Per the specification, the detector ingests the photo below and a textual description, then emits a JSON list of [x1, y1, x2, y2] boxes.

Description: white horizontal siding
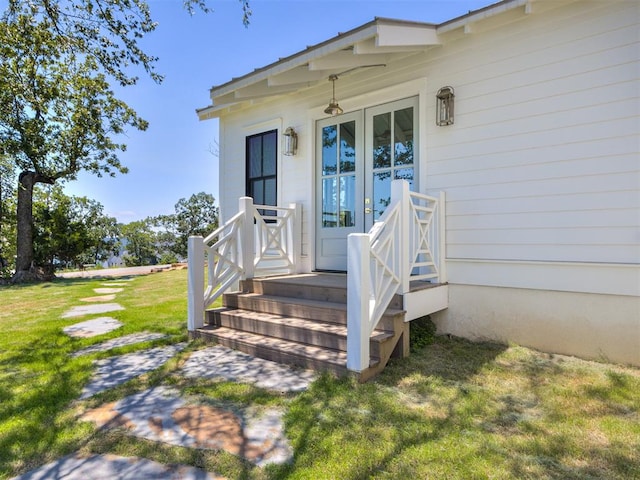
[[214, 0, 639, 285], [424, 0, 640, 266], [447, 189, 639, 215]]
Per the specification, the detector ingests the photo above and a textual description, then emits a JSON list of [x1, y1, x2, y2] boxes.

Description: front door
[[315, 111, 364, 271], [315, 97, 418, 271]]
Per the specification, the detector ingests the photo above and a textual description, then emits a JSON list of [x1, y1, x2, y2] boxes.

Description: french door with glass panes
[[315, 96, 418, 271]]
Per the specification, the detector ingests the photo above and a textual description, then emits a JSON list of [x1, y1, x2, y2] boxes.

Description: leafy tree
[[120, 220, 157, 267], [154, 192, 219, 259], [32, 185, 119, 270], [0, 0, 250, 282], [0, 155, 17, 278], [0, 7, 146, 280]]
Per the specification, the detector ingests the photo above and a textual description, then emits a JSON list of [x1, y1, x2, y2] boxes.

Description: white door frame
[[314, 95, 420, 271]]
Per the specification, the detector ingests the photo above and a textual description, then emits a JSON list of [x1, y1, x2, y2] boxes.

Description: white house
[[191, 0, 639, 374]]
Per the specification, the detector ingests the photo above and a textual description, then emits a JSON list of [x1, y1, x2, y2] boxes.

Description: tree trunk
[[13, 171, 54, 282]]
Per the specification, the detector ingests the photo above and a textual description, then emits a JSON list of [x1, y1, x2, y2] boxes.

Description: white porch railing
[[187, 197, 301, 331], [347, 180, 446, 372]]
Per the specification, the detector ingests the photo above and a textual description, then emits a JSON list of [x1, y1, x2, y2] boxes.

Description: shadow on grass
[[0, 332, 90, 477], [273, 335, 639, 480], [0, 334, 194, 478]]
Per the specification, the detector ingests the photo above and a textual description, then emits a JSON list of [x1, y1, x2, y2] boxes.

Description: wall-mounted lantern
[[436, 86, 455, 126], [283, 127, 298, 156]]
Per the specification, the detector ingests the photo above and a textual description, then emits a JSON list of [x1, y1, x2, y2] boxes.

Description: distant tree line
[[0, 182, 218, 280]]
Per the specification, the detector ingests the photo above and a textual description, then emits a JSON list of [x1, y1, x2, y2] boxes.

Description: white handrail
[[347, 180, 445, 372], [187, 197, 299, 331]]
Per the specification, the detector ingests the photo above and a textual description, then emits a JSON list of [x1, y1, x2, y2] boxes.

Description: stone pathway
[[82, 386, 292, 467], [61, 303, 124, 318], [63, 317, 123, 338], [79, 294, 117, 302], [15, 275, 319, 479], [80, 343, 187, 399], [72, 332, 167, 357], [12, 453, 222, 480], [94, 287, 124, 294], [182, 345, 316, 393]]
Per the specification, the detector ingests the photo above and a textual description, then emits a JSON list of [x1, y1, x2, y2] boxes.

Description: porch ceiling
[[196, 0, 533, 119], [197, 17, 439, 118]]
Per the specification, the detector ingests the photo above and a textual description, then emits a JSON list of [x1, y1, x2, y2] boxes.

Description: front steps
[[193, 273, 409, 381]]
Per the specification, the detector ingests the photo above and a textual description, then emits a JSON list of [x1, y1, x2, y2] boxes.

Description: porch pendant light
[[324, 74, 344, 116]]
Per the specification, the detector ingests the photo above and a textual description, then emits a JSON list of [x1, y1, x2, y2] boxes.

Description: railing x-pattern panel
[[408, 191, 441, 282], [368, 202, 402, 330], [347, 180, 445, 372], [203, 211, 244, 308], [188, 197, 300, 331], [253, 204, 297, 275]]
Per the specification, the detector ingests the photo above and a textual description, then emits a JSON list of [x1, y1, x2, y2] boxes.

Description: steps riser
[[241, 278, 348, 303], [224, 294, 347, 324], [240, 279, 404, 309], [194, 330, 348, 375], [212, 312, 391, 356], [222, 294, 403, 330], [198, 274, 414, 381]]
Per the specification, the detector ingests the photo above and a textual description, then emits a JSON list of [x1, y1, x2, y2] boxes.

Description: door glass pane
[[248, 136, 262, 178], [394, 107, 414, 166], [373, 113, 391, 168], [340, 121, 356, 173], [322, 178, 338, 228], [263, 131, 277, 176], [395, 168, 414, 190], [339, 175, 356, 227], [373, 170, 391, 221], [322, 125, 337, 175], [252, 179, 264, 205], [264, 177, 276, 206]]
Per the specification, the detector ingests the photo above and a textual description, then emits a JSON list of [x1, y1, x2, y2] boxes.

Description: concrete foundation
[[431, 284, 640, 367]]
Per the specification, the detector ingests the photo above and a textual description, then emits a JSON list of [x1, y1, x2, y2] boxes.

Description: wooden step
[[221, 292, 405, 330], [241, 274, 404, 310], [223, 293, 348, 324], [207, 307, 393, 356], [195, 273, 415, 381], [193, 326, 380, 375], [241, 275, 349, 303]]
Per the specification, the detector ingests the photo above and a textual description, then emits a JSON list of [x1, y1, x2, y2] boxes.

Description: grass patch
[[1, 271, 639, 479]]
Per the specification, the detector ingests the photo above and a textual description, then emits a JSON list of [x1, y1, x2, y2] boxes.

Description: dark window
[[246, 130, 277, 216]]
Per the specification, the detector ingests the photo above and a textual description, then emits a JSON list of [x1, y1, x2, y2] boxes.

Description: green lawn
[[1, 270, 638, 479]]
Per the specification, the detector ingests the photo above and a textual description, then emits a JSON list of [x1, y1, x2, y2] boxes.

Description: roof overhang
[[197, 0, 534, 120]]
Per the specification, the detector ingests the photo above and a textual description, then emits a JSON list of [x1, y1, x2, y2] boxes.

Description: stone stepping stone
[[82, 386, 292, 467], [93, 287, 124, 294], [80, 294, 117, 302], [11, 452, 223, 479], [102, 282, 129, 287], [80, 343, 186, 399], [181, 345, 316, 393], [63, 317, 123, 338], [61, 303, 124, 318], [72, 332, 167, 357]]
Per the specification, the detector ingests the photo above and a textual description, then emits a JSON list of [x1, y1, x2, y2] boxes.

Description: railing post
[[347, 233, 371, 372], [392, 180, 411, 294], [438, 191, 447, 283], [289, 202, 302, 273], [239, 197, 255, 279], [187, 235, 204, 331]]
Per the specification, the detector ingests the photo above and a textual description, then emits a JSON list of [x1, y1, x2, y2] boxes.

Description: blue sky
[[63, 0, 491, 223]]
